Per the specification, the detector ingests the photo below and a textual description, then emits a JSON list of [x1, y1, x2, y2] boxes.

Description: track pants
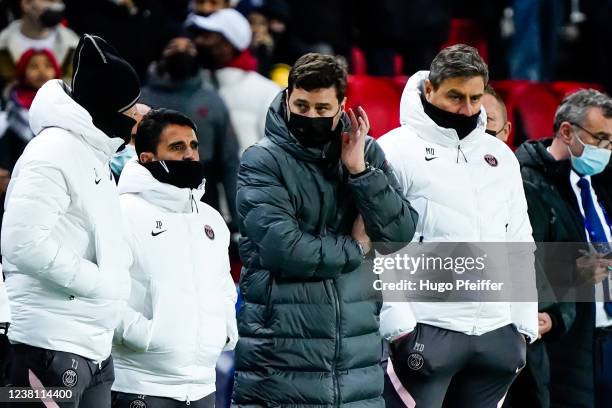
[[5, 343, 114, 408], [112, 392, 216, 408], [384, 323, 527, 408]]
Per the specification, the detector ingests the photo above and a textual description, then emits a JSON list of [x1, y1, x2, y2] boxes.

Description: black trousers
[[4, 343, 114, 408], [112, 392, 215, 408], [384, 323, 527, 408]]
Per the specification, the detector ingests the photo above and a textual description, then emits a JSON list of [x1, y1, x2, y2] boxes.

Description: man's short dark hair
[[429, 44, 489, 90], [136, 108, 197, 157], [553, 89, 612, 133], [484, 84, 508, 122], [288, 53, 347, 101]]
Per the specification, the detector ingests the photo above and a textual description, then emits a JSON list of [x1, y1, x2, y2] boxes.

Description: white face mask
[[569, 133, 611, 176]]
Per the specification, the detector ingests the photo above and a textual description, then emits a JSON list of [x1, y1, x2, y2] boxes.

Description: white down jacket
[[1, 79, 132, 362], [377, 71, 539, 342], [111, 160, 238, 402]]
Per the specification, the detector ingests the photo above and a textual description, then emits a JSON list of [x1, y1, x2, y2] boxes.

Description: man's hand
[[0, 168, 10, 195], [576, 250, 611, 284], [352, 214, 371, 255], [341, 107, 370, 174], [538, 312, 552, 338]]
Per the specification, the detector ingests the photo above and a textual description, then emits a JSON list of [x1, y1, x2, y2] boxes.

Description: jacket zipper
[[329, 279, 341, 406], [182, 209, 199, 403]]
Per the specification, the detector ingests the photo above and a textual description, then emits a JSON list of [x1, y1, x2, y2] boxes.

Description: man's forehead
[[290, 87, 338, 104], [438, 76, 485, 93], [585, 107, 612, 128], [161, 125, 198, 142]]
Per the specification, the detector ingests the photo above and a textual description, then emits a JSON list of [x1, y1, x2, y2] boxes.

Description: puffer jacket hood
[[118, 159, 205, 214], [29, 79, 124, 159], [399, 70, 488, 147], [265, 90, 351, 162]]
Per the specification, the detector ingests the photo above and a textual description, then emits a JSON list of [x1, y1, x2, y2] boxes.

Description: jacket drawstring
[[189, 191, 199, 214], [456, 145, 468, 163]]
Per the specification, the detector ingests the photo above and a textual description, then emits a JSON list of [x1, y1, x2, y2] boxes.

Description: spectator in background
[[190, 0, 229, 17], [0, 0, 77, 85], [112, 109, 237, 408], [0, 48, 61, 172], [483, 85, 512, 143], [141, 36, 239, 228], [237, 0, 292, 86], [186, 8, 280, 154], [515, 89, 612, 408], [110, 103, 151, 180]]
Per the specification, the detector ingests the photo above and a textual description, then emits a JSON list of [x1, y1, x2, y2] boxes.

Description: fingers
[[357, 106, 370, 133], [348, 108, 359, 139]]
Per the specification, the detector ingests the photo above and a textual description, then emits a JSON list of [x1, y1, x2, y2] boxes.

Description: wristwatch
[[0, 322, 9, 335]]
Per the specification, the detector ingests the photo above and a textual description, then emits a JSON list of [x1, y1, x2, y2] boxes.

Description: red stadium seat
[[491, 80, 559, 148], [350, 47, 367, 75], [346, 75, 403, 138], [442, 19, 489, 62], [550, 81, 604, 100]]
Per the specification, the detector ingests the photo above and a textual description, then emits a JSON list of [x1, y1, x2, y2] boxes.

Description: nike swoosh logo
[[425, 157, 438, 161], [151, 230, 168, 237], [95, 178, 102, 184]]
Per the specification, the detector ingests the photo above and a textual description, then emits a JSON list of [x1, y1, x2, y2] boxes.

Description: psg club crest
[[61, 369, 78, 387], [484, 154, 498, 167], [204, 225, 215, 240]]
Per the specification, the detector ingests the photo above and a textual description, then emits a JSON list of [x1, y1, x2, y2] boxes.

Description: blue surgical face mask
[[569, 134, 611, 176], [110, 144, 136, 177]]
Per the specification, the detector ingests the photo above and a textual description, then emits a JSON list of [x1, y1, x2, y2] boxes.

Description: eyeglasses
[[570, 122, 612, 149]]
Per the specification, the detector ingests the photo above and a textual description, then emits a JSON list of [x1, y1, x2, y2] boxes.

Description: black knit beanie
[[71, 34, 141, 140]]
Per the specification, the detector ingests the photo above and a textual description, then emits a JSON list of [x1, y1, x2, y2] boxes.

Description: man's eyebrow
[[314, 102, 332, 108], [294, 98, 310, 104], [447, 89, 466, 98], [168, 140, 186, 147]]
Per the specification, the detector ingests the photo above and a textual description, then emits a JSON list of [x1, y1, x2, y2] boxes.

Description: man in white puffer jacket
[[111, 109, 237, 408], [378, 44, 538, 408], [0, 34, 140, 406]]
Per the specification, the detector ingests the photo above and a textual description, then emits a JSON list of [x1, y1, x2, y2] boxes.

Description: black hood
[[264, 91, 351, 163]]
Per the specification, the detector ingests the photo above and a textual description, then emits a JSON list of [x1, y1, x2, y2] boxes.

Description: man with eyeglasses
[[516, 89, 612, 408]]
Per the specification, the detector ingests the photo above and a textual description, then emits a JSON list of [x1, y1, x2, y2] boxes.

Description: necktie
[[577, 177, 612, 316]]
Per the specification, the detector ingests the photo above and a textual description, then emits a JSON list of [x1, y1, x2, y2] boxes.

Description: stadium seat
[[550, 81, 604, 100], [491, 80, 559, 148], [442, 19, 489, 62], [346, 75, 403, 138]]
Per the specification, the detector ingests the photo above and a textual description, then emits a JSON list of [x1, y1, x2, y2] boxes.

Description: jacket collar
[[399, 71, 488, 148], [118, 159, 205, 213]]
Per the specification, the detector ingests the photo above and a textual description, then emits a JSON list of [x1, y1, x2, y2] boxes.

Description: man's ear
[[558, 122, 574, 145], [504, 121, 512, 140], [139, 152, 155, 163]]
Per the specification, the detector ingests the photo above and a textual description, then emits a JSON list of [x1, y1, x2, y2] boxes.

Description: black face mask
[[92, 112, 137, 143], [141, 160, 205, 189], [420, 93, 480, 140], [39, 7, 65, 28], [287, 102, 343, 148], [196, 46, 217, 70], [485, 125, 507, 137], [161, 52, 199, 81]]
